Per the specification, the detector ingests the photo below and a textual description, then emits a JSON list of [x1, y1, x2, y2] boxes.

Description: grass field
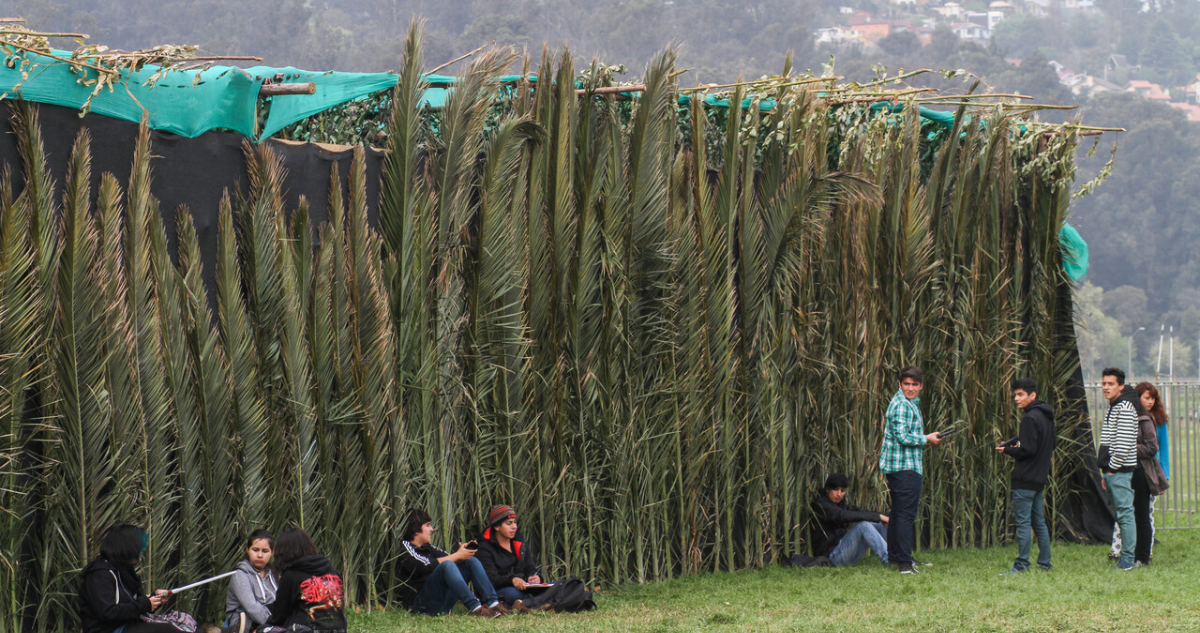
[[349, 530, 1200, 633]]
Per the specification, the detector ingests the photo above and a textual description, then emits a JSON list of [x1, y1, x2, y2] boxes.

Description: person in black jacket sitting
[[810, 474, 890, 567], [396, 508, 506, 617], [997, 377, 1056, 573], [79, 524, 193, 633], [475, 505, 545, 608], [265, 528, 347, 633]]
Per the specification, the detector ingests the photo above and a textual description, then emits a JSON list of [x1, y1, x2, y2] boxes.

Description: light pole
[[1128, 326, 1145, 375]]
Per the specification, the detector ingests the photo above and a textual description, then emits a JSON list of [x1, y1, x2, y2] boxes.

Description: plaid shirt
[[879, 389, 927, 474]]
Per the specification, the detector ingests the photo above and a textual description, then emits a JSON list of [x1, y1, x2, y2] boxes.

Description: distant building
[[815, 26, 864, 45], [1166, 102, 1200, 122], [989, 1, 1017, 15], [1126, 79, 1171, 101], [933, 2, 965, 19], [951, 21, 989, 41], [1185, 73, 1200, 105]]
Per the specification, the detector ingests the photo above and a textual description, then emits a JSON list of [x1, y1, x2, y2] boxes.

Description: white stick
[[169, 570, 238, 594]]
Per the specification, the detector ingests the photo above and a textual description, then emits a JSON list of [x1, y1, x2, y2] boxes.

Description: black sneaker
[[898, 562, 916, 574]]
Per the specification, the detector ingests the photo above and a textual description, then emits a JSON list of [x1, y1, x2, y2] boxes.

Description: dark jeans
[[1011, 488, 1051, 570], [496, 586, 530, 605], [1133, 468, 1153, 564], [886, 470, 922, 566], [410, 559, 499, 615]]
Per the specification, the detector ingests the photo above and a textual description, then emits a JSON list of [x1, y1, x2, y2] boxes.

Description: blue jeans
[[496, 586, 530, 605], [1011, 488, 1051, 570], [886, 470, 922, 566], [410, 559, 499, 615], [1104, 471, 1136, 565], [829, 521, 888, 567]]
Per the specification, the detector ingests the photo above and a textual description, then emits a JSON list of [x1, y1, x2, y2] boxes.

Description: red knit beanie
[[486, 505, 517, 527]]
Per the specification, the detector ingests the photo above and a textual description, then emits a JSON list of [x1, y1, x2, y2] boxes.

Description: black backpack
[[522, 578, 596, 613]]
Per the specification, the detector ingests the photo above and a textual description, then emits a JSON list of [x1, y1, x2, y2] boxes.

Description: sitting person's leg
[[459, 558, 502, 608], [412, 560, 483, 615], [828, 521, 887, 567], [496, 586, 529, 606]]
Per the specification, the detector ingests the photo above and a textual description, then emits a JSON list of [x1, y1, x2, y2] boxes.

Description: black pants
[[119, 622, 185, 633], [1132, 467, 1153, 564], [886, 470, 922, 566]]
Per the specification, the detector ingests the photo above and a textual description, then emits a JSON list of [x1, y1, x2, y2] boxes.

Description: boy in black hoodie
[[997, 377, 1056, 572], [810, 474, 890, 567]]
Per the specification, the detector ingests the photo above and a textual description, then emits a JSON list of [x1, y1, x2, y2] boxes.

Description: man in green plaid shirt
[[880, 366, 945, 574]]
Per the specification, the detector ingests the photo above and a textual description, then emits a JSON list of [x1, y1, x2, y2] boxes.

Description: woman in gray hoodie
[[224, 530, 278, 631]]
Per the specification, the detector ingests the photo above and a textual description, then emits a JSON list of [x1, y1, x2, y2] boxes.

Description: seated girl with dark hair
[[475, 505, 547, 610], [265, 528, 346, 633], [79, 524, 199, 633], [224, 530, 277, 632], [396, 508, 506, 617]]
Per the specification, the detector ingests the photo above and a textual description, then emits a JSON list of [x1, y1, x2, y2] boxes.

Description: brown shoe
[[512, 599, 531, 614], [490, 602, 511, 616], [468, 605, 498, 618]]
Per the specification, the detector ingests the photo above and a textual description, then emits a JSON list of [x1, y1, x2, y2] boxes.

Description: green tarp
[[1, 50, 262, 138], [0, 51, 1087, 278]]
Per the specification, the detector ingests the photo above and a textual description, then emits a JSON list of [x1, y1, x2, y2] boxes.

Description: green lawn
[[350, 530, 1200, 632]]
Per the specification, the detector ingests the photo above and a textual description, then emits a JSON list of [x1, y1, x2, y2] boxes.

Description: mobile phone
[[937, 428, 958, 438], [464, 541, 479, 551]]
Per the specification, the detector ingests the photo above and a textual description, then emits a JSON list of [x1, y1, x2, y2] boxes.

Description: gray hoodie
[[224, 559, 278, 626]]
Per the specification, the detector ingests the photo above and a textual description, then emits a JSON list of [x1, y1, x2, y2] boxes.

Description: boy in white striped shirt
[[1099, 367, 1140, 570]]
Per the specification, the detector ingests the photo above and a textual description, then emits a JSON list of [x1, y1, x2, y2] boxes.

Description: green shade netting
[[0, 53, 1087, 279], [1060, 222, 1089, 281], [0, 50, 262, 138]]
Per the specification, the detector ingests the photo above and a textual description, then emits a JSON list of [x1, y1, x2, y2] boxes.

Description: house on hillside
[[933, 2, 965, 20], [815, 26, 864, 45], [1075, 76, 1122, 99], [1167, 102, 1200, 122], [1126, 79, 1171, 101], [1023, 0, 1050, 17], [848, 12, 891, 42], [1186, 73, 1200, 105], [989, 1, 1017, 16], [951, 21, 989, 41]]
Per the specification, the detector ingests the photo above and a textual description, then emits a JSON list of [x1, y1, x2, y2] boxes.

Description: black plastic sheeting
[[0, 101, 1114, 545], [0, 102, 383, 313]]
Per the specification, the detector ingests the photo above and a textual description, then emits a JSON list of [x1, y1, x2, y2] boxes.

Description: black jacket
[[809, 494, 884, 557], [396, 540, 450, 607], [79, 557, 154, 633], [476, 527, 538, 589], [1001, 399, 1056, 491], [267, 555, 346, 632]]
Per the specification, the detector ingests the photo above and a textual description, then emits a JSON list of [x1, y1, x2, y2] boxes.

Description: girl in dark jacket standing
[[265, 528, 346, 633], [79, 525, 194, 633], [475, 505, 544, 608]]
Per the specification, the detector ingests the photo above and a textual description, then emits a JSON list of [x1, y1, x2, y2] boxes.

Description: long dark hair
[[1135, 382, 1168, 426], [273, 528, 318, 572], [99, 524, 148, 567]]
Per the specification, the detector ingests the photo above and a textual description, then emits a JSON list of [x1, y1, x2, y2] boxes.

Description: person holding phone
[[396, 509, 506, 617], [997, 377, 1056, 573], [475, 505, 547, 608], [79, 524, 198, 633]]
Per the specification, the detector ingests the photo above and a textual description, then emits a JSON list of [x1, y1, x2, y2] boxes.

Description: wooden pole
[[259, 82, 317, 96]]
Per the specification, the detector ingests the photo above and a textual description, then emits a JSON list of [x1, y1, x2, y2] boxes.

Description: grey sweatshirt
[[224, 559, 278, 626]]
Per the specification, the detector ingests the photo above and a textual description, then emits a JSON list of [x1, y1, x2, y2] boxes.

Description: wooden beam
[[260, 82, 316, 96]]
